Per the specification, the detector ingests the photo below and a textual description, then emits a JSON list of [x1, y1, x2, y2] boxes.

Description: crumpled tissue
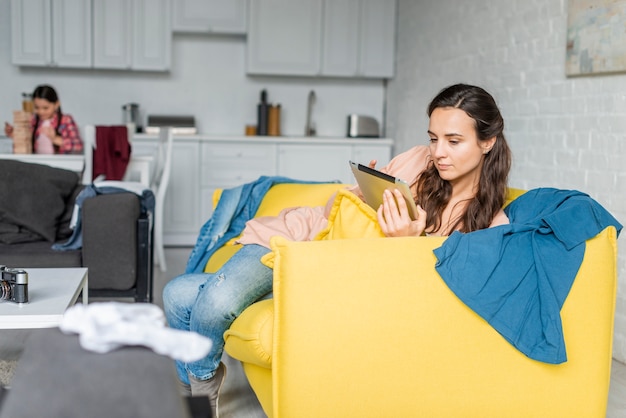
[[59, 302, 212, 363]]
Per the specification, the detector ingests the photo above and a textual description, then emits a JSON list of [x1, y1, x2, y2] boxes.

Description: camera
[[0, 266, 29, 304]]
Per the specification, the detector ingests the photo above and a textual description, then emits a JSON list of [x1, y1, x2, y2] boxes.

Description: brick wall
[[387, 0, 626, 362]]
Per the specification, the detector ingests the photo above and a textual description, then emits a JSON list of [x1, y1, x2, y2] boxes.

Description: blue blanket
[[185, 176, 339, 273], [433, 188, 622, 364]]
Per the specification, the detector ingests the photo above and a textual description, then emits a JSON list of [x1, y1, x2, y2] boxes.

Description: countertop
[[133, 133, 393, 145]]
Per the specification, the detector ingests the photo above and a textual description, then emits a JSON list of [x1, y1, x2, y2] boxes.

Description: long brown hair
[[415, 84, 511, 233]]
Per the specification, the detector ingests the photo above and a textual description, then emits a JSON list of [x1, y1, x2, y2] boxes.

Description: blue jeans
[[163, 244, 273, 384]]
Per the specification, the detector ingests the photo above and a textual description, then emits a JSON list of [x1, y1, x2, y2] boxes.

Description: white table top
[[0, 268, 88, 329]]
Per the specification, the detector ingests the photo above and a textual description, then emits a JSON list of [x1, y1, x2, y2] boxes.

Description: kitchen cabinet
[[278, 144, 352, 182], [93, 0, 131, 69], [11, 0, 91, 67], [94, 0, 171, 71], [322, 0, 396, 78], [163, 139, 200, 245], [11, 0, 171, 71], [172, 0, 248, 35], [246, 0, 396, 79], [133, 135, 393, 246], [199, 141, 278, 224], [247, 0, 322, 76]]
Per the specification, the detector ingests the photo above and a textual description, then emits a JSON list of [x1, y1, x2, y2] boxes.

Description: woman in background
[[4, 84, 83, 154]]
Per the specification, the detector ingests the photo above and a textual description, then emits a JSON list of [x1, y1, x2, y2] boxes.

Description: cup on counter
[[245, 125, 257, 136]]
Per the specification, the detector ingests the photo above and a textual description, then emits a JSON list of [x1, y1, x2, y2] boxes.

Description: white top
[[0, 268, 88, 329]]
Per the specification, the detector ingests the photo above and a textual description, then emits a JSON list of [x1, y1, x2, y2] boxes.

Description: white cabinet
[[94, 0, 171, 71], [11, 0, 171, 71], [11, 0, 51, 66], [322, 0, 396, 78], [278, 144, 352, 183], [199, 141, 277, 222], [172, 0, 248, 34], [321, 0, 359, 76], [11, 0, 91, 67], [163, 140, 200, 245], [132, 0, 172, 71], [351, 144, 393, 168], [357, 0, 396, 78], [93, 0, 132, 69], [52, 0, 92, 67], [247, 0, 396, 78], [133, 135, 392, 245], [247, 0, 322, 76], [278, 142, 391, 184]]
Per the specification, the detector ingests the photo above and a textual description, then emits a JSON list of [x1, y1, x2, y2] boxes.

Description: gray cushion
[[0, 160, 80, 243], [0, 240, 82, 268], [82, 193, 140, 290]]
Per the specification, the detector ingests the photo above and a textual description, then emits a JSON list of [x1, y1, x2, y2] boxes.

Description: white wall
[[0, 1, 385, 138], [387, 0, 626, 362]]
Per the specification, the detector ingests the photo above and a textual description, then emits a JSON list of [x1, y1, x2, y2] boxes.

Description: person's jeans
[[163, 244, 272, 384]]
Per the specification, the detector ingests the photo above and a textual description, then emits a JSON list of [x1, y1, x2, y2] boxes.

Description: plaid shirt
[[31, 113, 83, 154]]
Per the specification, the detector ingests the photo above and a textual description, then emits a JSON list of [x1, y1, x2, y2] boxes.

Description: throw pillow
[[0, 160, 80, 243], [262, 189, 384, 268]]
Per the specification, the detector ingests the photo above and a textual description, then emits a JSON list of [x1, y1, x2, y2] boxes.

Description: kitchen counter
[[131, 133, 395, 246], [133, 133, 393, 146]]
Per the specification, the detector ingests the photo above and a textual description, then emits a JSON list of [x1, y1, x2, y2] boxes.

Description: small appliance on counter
[[122, 103, 143, 133], [347, 114, 380, 138], [145, 115, 197, 135]]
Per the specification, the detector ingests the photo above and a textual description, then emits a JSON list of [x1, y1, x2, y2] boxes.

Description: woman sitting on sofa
[[163, 83, 512, 414]]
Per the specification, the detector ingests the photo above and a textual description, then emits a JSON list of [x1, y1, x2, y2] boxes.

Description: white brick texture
[[387, 0, 626, 363]]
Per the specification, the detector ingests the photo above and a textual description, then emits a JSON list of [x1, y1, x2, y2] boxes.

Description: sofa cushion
[[0, 160, 80, 243], [314, 189, 384, 241], [82, 193, 140, 290], [0, 240, 82, 267]]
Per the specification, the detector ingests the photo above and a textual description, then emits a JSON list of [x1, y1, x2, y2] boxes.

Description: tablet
[[349, 161, 419, 220]]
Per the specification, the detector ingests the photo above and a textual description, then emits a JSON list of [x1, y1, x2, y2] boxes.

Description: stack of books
[[12, 110, 32, 154]]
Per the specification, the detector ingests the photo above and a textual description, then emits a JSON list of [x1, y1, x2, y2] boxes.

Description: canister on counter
[[268, 104, 281, 136]]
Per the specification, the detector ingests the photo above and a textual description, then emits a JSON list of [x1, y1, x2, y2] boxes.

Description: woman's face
[[33, 98, 59, 121], [428, 107, 495, 190]]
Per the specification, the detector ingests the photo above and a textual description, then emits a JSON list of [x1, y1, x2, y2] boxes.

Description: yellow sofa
[[204, 183, 618, 418]]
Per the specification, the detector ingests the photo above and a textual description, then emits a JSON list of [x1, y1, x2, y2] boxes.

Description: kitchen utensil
[[268, 104, 281, 136], [122, 103, 142, 133], [257, 90, 269, 136]]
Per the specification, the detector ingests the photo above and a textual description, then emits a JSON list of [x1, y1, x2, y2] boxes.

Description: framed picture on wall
[[565, 0, 626, 76]]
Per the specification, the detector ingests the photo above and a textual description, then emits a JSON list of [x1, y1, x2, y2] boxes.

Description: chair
[[150, 127, 174, 272], [82, 123, 134, 184], [83, 125, 173, 272]]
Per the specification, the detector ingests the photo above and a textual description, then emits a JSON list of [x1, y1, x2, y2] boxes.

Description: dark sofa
[[0, 160, 152, 302]]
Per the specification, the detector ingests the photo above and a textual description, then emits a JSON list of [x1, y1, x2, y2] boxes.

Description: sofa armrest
[[81, 193, 141, 291], [268, 230, 617, 417]]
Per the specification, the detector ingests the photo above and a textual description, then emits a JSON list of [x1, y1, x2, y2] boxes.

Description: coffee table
[[0, 268, 88, 329]]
